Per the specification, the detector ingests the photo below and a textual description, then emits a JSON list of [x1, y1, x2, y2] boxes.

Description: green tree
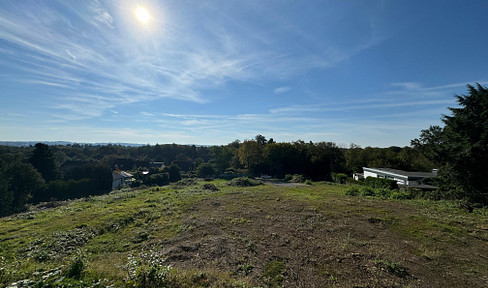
[[166, 163, 181, 182], [238, 140, 263, 174], [1, 161, 45, 215], [29, 143, 60, 182], [412, 84, 488, 203], [196, 163, 215, 178]]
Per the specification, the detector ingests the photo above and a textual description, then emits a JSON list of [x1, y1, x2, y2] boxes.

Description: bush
[[170, 178, 197, 188], [331, 173, 348, 184], [345, 186, 360, 196], [202, 183, 219, 191], [65, 255, 85, 280], [37, 178, 98, 202], [365, 177, 398, 190], [147, 173, 170, 186], [130, 264, 172, 288], [227, 177, 262, 187], [390, 191, 412, 200], [360, 186, 375, 196], [196, 163, 215, 178], [286, 174, 306, 183], [374, 188, 392, 198]]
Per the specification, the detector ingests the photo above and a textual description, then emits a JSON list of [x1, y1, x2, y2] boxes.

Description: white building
[[112, 171, 134, 189], [363, 167, 436, 188]]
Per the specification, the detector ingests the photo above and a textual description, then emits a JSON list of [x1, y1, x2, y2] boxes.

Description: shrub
[[147, 173, 169, 186], [227, 177, 262, 187], [331, 173, 348, 184], [170, 178, 198, 188], [345, 187, 360, 196], [196, 163, 215, 178], [365, 177, 398, 190], [202, 183, 219, 191], [390, 191, 412, 200], [374, 188, 392, 198], [131, 263, 172, 288], [287, 174, 306, 183], [360, 186, 375, 196], [65, 255, 85, 280]]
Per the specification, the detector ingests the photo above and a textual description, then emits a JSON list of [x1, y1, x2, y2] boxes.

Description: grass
[[1, 180, 488, 287]]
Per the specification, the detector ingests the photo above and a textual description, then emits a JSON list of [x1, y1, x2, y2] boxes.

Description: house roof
[[363, 167, 435, 179]]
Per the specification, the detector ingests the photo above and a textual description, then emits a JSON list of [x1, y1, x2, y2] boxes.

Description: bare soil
[[137, 185, 488, 287]]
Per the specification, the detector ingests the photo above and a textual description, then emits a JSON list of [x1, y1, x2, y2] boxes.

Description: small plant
[[128, 263, 172, 288], [374, 259, 408, 278], [288, 174, 306, 183], [65, 254, 85, 279], [360, 186, 374, 196], [390, 190, 412, 200], [228, 217, 252, 224], [263, 259, 286, 287], [345, 187, 359, 196], [237, 263, 254, 275]]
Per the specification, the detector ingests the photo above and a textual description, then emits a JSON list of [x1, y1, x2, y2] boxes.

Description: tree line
[[1, 83, 486, 215]]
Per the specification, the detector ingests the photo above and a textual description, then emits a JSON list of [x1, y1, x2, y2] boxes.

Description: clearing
[[1, 180, 488, 287]]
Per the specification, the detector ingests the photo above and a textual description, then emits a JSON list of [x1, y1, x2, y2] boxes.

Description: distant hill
[[0, 141, 147, 147], [0, 141, 211, 147]]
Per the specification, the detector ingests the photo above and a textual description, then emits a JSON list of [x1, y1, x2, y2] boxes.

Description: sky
[[0, 0, 487, 147]]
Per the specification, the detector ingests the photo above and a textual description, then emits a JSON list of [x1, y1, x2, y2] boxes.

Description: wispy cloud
[[273, 86, 291, 94]]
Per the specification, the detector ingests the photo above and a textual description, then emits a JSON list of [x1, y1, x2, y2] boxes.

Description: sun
[[135, 7, 151, 25]]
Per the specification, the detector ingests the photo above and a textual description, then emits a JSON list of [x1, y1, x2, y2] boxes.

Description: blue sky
[[0, 1, 487, 147]]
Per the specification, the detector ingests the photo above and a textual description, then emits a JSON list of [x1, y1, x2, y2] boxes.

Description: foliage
[[227, 177, 262, 187], [147, 173, 170, 186], [65, 254, 85, 280], [346, 185, 413, 200], [331, 172, 348, 184], [345, 186, 360, 196], [202, 183, 219, 191], [364, 176, 398, 190], [412, 84, 488, 204], [285, 174, 307, 183], [38, 178, 102, 201], [129, 263, 172, 288], [29, 143, 60, 182], [166, 163, 182, 182], [196, 163, 215, 178], [0, 161, 45, 216], [344, 144, 434, 174], [238, 140, 263, 174], [263, 259, 286, 288]]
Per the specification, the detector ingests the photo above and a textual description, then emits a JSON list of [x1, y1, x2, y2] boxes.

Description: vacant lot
[[1, 180, 488, 287]]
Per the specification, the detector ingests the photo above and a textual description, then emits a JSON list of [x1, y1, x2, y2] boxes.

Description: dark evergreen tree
[[167, 163, 182, 182], [412, 84, 488, 203], [196, 163, 215, 178], [29, 143, 60, 182]]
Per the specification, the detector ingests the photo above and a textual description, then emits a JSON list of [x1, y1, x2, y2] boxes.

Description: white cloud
[[273, 86, 291, 94]]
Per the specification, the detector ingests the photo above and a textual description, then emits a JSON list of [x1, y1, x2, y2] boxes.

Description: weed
[[263, 259, 286, 287], [374, 259, 408, 278], [65, 253, 85, 279], [228, 217, 252, 224], [345, 186, 359, 196]]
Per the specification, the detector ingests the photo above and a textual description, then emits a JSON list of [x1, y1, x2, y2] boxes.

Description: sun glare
[[135, 7, 151, 25]]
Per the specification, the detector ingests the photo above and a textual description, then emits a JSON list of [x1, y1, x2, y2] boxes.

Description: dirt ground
[[135, 185, 488, 288]]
